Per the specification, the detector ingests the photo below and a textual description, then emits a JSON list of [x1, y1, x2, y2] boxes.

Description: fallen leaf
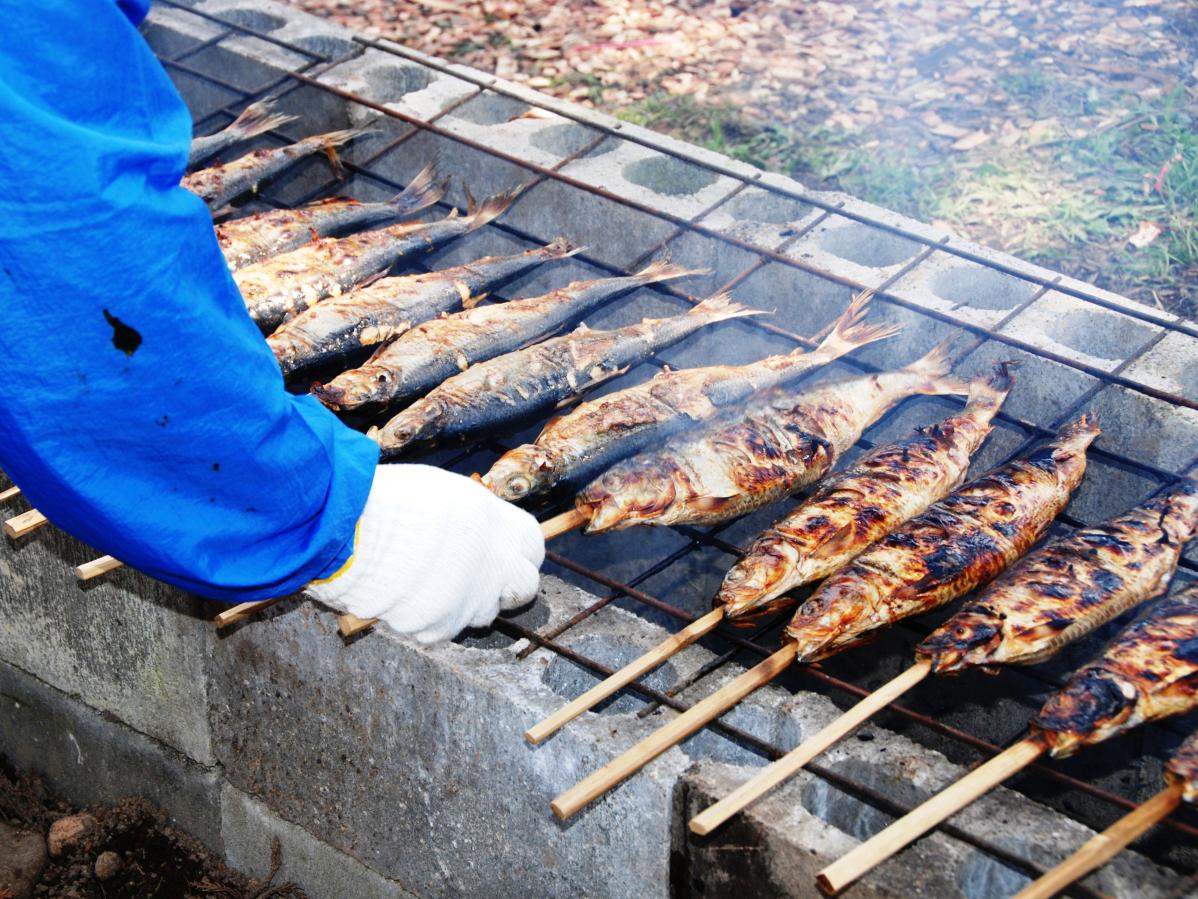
[[951, 130, 992, 151], [1127, 221, 1163, 248]]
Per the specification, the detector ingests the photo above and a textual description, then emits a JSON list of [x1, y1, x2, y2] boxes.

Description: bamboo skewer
[[527, 607, 726, 745], [690, 659, 933, 836], [74, 555, 122, 581], [213, 597, 286, 628], [551, 643, 799, 820], [817, 736, 1046, 894], [1013, 784, 1182, 899], [4, 508, 48, 538], [0, 485, 21, 502]]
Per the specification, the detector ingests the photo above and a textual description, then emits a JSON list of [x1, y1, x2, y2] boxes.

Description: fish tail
[[542, 237, 584, 260], [464, 188, 521, 232], [810, 289, 899, 360], [901, 338, 972, 396], [226, 99, 296, 141], [964, 360, 1017, 417], [687, 292, 767, 324], [630, 259, 708, 284], [298, 126, 368, 153], [386, 161, 446, 217]]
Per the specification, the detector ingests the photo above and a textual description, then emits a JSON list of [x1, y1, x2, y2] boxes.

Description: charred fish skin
[[1165, 725, 1198, 803], [482, 291, 899, 503], [783, 415, 1099, 663], [313, 261, 700, 412], [919, 479, 1198, 675], [269, 239, 578, 376], [188, 100, 297, 169], [216, 162, 443, 270], [574, 340, 971, 535], [182, 128, 361, 210], [1032, 581, 1198, 759], [236, 191, 517, 332], [716, 365, 1014, 622], [374, 293, 761, 455]]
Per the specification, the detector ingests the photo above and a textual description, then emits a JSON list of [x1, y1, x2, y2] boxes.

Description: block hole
[[290, 34, 357, 58], [454, 93, 531, 125], [364, 65, 433, 102], [1043, 307, 1156, 361], [541, 635, 676, 715], [799, 779, 890, 841], [723, 188, 809, 224], [931, 265, 1036, 311], [957, 852, 1030, 899], [220, 8, 286, 32], [529, 123, 610, 159], [623, 155, 719, 197], [820, 223, 920, 268]]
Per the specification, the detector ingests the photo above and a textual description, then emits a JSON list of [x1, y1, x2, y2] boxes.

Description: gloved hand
[[306, 464, 544, 643]]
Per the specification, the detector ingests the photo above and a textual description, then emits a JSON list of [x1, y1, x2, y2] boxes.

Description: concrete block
[[955, 341, 1101, 425], [1087, 384, 1198, 472], [998, 290, 1164, 373], [784, 215, 927, 290], [0, 525, 215, 764], [0, 660, 222, 851], [221, 784, 420, 899], [885, 251, 1041, 330], [1122, 330, 1198, 400]]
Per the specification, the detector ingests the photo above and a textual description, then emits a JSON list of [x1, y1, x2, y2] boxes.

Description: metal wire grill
[[154, 3, 1198, 892]]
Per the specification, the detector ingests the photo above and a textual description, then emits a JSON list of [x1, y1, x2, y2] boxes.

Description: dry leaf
[[951, 130, 992, 151], [1127, 221, 1163, 248]]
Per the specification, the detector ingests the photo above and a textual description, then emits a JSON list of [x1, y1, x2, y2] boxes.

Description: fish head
[[376, 400, 447, 454], [311, 367, 395, 411], [715, 537, 796, 620], [482, 445, 560, 501], [575, 463, 677, 534], [784, 578, 870, 663], [915, 605, 1004, 674], [1031, 666, 1137, 757]]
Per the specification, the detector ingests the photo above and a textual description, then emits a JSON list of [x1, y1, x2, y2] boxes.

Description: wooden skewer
[[74, 555, 122, 581], [1012, 784, 1182, 899], [0, 485, 21, 502], [551, 643, 799, 820], [690, 659, 933, 836], [4, 508, 48, 539], [816, 736, 1046, 895], [214, 597, 286, 628], [527, 607, 726, 745], [338, 613, 376, 637]]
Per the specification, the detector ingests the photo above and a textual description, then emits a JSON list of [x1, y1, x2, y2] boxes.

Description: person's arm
[[0, 2, 542, 626]]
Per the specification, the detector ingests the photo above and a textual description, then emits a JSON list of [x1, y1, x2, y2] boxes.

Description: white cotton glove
[[306, 464, 544, 643]]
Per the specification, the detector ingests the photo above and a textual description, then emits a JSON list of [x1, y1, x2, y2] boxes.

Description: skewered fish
[[920, 479, 1198, 674], [188, 100, 296, 168], [716, 365, 1013, 621], [182, 128, 362, 210], [216, 162, 444, 271], [1166, 722, 1198, 802], [1032, 580, 1198, 757], [236, 192, 517, 331], [574, 342, 971, 534], [784, 416, 1099, 662], [482, 292, 897, 502], [269, 239, 578, 376], [374, 294, 762, 455], [313, 261, 698, 412]]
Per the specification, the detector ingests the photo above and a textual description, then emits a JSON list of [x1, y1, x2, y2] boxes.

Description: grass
[[616, 86, 1198, 317]]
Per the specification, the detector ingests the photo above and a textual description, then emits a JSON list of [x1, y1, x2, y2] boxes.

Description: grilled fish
[[269, 239, 578, 376], [314, 261, 699, 412], [374, 294, 762, 455], [716, 365, 1013, 621], [575, 341, 970, 534], [783, 416, 1099, 662], [482, 291, 897, 502], [216, 162, 444, 270], [188, 100, 296, 168], [236, 192, 516, 332], [1165, 725, 1198, 803], [1032, 581, 1198, 758], [183, 128, 361, 210], [919, 479, 1198, 675]]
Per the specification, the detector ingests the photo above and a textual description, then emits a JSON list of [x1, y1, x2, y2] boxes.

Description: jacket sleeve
[[0, 1, 378, 602]]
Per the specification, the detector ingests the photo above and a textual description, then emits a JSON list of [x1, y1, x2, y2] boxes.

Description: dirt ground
[[284, 0, 1198, 319], [0, 765, 304, 899]]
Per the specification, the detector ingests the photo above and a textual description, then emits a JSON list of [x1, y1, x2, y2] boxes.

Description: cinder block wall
[[2, 2, 1196, 897]]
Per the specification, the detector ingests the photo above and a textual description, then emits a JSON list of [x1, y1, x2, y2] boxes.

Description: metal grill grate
[[154, 2, 1198, 892]]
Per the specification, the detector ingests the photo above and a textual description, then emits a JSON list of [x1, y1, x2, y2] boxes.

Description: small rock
[[47, 813, 98, 857], [94, 851, 122, 881], [0, 820, 48, 899]]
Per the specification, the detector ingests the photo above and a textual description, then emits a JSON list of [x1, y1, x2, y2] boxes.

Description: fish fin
[[689, 494, 737, 513], [688, 292, 768, 323], [296, 127, 368, 157], [463, 291, 489, 310], [1053, 413, 1102, 455], [631, 259, 708, 283], [543, 237, 584, 260], [572, 321, 592, 333], [365, 425, 381, 441], [464, 188, 521, 232], [808, 289, 899, 360], [518, 324, 565, 350], [387, 161, 446, 217], [808, 519, 860, 560], [555, 366, 631, 407], [902, 338, 972, 396], [225, 99, 296, 141]]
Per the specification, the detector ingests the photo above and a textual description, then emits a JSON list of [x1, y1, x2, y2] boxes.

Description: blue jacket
[[0, 0, 377, 601]]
